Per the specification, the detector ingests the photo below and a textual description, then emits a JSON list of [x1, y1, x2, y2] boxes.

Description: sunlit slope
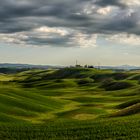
[[0, 84, 68, 123], [0, 68, 140, 123]]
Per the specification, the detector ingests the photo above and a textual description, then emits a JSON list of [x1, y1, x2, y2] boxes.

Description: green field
[[0, 68, 140, 139]]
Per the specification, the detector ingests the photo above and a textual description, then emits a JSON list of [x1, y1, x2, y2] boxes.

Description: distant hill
[[0, 63, 64, 69], [0, 63, 140, 70], [95, 65, 140, 70]]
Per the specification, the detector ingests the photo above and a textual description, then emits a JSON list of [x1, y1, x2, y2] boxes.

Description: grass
[[0, 116, 140, 139], [0, 67, 140, 139]]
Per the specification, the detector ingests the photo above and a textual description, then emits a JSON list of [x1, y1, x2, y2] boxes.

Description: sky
[[0, 0, 140, 66]]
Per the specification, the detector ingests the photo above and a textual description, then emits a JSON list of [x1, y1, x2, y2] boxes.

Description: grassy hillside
[[0, 68, 140, 139]]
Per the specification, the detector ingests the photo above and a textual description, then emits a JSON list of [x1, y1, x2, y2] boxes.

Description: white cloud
[[1, 28, 140, 49], [34, 26, 69, 36], [72, 33, 98, 48], [0, 33, 28, 45], [127, 9, 135, 17], [0, 26, 98, 48], [82, 3, 96, 15], [107, 33, 140, 46], [121, 0, 140, 6], [97, 6, 112, 15]]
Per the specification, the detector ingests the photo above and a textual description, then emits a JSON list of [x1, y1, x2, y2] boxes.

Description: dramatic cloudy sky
[[0, 0, 140, 66]]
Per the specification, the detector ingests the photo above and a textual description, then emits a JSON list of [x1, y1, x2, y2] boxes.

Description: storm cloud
[[0, 0, 140, 47]]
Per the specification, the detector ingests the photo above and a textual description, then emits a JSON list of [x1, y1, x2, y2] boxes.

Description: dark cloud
[[93, 10, 140, 35], [0, 0, 140, 47], [24, 36, 71, 46], [94, 0, 125, 8]]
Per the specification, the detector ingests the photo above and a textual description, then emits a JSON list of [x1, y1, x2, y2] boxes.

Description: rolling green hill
[[0, 68, 140, 139]]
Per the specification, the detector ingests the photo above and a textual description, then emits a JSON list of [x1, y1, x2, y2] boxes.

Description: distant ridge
[[0, 63, 140, 70], [0, 63, 64, 69], [96, 65, 140, 70]]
